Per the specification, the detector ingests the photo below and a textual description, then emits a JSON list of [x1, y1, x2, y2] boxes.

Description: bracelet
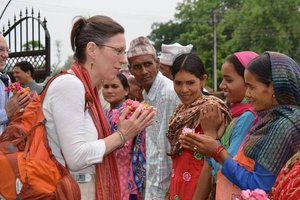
[[116, 130, 125, 149], [213, 144, 225, 162]]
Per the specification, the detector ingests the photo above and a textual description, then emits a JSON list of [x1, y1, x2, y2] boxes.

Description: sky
[[0, 0, 183, 66]]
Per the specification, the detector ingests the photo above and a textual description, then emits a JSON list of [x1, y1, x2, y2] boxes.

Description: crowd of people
[[0, 14, 299, 200]]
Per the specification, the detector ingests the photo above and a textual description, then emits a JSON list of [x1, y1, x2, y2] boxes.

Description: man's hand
[[5, 92, 31, 118]]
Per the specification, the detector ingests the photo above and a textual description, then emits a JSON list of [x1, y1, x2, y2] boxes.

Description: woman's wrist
[[213, 144, 226, 162], [116, 130, 125, 149]]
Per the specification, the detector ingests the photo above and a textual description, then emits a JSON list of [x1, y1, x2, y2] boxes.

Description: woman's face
[[219, 61, 246, 103], [244, 70, 277, 112], [173, 69, 205, 106], [92, 33, 127, 81], [102, 77, 128, 108]]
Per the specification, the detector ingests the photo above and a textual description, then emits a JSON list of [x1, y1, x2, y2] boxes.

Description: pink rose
[[251, 189, 269, 200], [241, 189, 251, 199], [240, 189, 269, 200]]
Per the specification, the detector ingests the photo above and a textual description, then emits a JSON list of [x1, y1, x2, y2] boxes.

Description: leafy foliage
[[148, 0, 300, 89]]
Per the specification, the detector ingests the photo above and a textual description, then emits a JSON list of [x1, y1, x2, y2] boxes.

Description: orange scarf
[[71, 62, 121, 200]]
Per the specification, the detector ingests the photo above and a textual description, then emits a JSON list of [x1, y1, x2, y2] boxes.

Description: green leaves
[[148, 0, 300, 89]]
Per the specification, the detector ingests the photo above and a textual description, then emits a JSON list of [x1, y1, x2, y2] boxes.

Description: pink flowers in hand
[[236, 189, 269, 200], [111, 99, 155, 123], [5, 82, 30, 95], [182, 127, 195, 135]]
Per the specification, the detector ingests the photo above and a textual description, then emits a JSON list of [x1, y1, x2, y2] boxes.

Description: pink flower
[[5, 82, 24, 95], [240, 189, 269, 200], [113, 99, 155, 122], [182, 127, 195, 135], [251, 189, 269, 200], [241, 189, 251, 199], [131, 100, 140, 110]]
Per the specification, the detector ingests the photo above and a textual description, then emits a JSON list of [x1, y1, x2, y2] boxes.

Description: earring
[[272, 94, 275, 98]]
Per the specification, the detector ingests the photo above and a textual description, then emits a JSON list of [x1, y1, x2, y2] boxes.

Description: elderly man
[[127, 36, 180, 200], [13, 61, 43, 94], [0, 33, 31, 134]]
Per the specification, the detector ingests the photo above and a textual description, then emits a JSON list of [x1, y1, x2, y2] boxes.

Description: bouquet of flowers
[[111, 99, 155, 124], [236, 189, 269, 200], [5, 82, 30, 95]]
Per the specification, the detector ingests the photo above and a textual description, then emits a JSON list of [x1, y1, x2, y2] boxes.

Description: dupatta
[[243, 52, 300, 175], [71, 62, 121, 200]]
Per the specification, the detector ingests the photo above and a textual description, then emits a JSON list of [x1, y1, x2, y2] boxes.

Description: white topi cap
[[159, 43, 193, 66]]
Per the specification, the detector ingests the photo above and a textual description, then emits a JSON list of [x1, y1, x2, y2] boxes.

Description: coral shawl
[[71, 62, 121, 200]]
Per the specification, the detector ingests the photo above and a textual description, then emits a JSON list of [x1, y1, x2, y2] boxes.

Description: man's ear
[[26, 71, 32, 78]]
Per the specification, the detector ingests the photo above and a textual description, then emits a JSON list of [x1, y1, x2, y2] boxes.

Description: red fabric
[[269, 153, 300, 200], [230, 102, 254, 118], [169, 126, 205, 200], [71, 62, 121, 200]]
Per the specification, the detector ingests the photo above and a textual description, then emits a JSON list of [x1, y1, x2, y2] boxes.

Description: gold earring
[[272, 94, 275, 98]]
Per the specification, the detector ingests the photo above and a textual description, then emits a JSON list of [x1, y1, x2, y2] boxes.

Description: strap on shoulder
[[39, 71, 69, 101]]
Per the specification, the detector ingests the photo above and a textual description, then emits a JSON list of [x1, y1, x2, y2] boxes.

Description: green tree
[[22, 40, 45, 51], [149, 0, 300, 88], [148, 0, 236, 87], [222, 0, 300, 63]]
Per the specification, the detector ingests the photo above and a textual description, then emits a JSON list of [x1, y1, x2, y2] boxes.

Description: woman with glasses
[[42, 15, 154, 200]]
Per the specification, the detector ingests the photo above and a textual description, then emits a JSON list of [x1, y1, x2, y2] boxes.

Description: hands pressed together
[[179, 103, 229, 161], [117, 103, 155, 141]]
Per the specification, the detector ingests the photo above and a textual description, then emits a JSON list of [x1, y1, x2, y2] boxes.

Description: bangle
[[213, 144, 225, 162], [116, 130, 125, 149]]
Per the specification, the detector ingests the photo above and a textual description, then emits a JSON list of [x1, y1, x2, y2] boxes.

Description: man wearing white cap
[[159, 43, 193, 80], [127, 36, 180, 200]]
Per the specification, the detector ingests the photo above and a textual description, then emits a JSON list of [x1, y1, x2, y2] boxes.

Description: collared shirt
[[143, 72, 180, 200], [0, 73, 11, 135]]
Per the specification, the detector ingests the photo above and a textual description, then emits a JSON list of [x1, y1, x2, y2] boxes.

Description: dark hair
[[247, 53, 272, 86], [70, 15, 125, 63], [13, 61, 34, 76], [171, 53, 207, 80], [226, 54, 245, 78], [116, 73, 129, 90], [116, 73, 130, 99]]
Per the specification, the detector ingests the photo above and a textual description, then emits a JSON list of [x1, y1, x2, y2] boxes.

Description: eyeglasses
[[97, 44, 126, 56], [0, 46, 11, 54]]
